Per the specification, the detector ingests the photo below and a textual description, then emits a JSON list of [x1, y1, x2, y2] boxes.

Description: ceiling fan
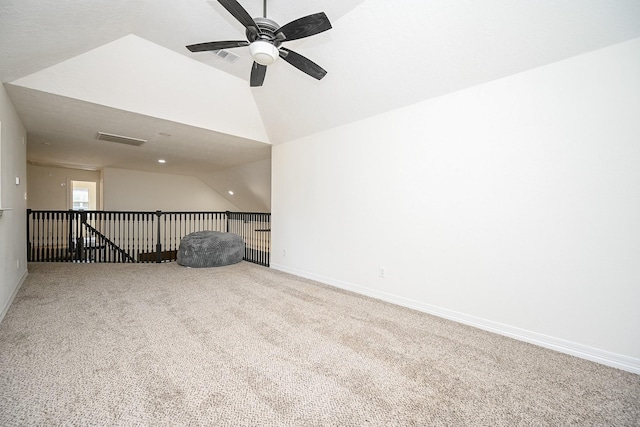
[[186, 0, 332, 87]]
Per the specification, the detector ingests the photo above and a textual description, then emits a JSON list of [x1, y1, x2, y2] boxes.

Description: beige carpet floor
[[0, 262, 638, 426]]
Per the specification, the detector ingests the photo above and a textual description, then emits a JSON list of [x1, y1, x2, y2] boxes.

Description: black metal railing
[[27, 210, 270, 266]]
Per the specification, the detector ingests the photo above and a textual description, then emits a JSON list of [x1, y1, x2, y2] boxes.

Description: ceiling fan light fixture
[[249, 41, 279, 65]]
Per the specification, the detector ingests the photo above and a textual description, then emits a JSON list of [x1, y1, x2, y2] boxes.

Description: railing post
[[68, 209, 74, 254], [155, 210, 163, 263], [225, 211, 230, 233], [77, 211, 89, 261], [26, 209, 31, 262]]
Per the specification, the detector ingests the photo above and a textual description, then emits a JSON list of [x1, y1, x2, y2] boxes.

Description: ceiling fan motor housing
[[248, 17, 280, 40], [247, 17, 281, 65]]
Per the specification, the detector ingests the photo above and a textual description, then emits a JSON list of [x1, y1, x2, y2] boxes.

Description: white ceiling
[[1, 0, 640, 208]]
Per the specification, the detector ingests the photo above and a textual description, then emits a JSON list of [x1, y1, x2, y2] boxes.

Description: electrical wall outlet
[[379, 267, 385, 278]]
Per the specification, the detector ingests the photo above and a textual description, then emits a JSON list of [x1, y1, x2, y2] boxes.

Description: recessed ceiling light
[[158, 159, 166, 164], [228, 191, 234, 195]]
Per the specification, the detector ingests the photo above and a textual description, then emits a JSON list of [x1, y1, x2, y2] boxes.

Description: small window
[[72, 187, 90, 210], [71, 181, 97, 211]]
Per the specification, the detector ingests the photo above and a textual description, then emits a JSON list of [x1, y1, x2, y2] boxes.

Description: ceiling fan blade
[[218, 0, 259, 33], [250, 62, 267, 87], [186, 40, 249, 52], [279, 48, 327, 80], [276, 12, 332, 41]]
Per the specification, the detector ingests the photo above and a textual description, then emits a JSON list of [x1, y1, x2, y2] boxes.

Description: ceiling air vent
[[96, 132, 147, 147], [213, 49, 240, 64]]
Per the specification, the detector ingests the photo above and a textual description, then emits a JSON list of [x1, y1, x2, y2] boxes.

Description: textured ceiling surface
[[1, 0, 640, 209]]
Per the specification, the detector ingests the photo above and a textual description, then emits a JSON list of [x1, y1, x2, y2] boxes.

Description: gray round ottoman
[[177, 231, 244, 268]]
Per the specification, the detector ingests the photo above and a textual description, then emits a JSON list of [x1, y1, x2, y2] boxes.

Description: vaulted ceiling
[[2, 0, 640, 210]]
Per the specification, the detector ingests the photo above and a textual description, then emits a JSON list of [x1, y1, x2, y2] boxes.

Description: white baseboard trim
[[270, 263, 640, 375], [0, 269, 28, 325]]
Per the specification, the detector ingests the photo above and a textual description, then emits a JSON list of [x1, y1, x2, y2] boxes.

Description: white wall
[[271, 38, 640, 373], [200, 158, 272, 212], [27, 164, 101, 210], [102, 167, 240, 212], [0, 83, 28, 322]]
